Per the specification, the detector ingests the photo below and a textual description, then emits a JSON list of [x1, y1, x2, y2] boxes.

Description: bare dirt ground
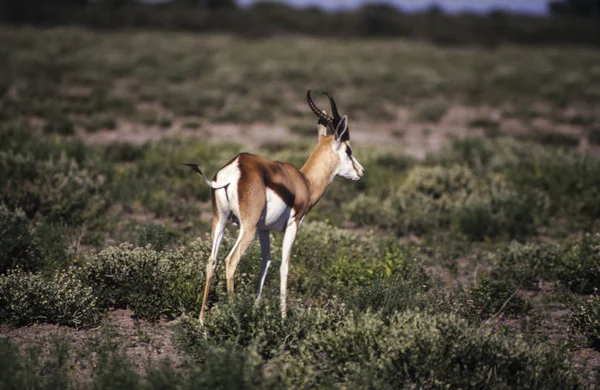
[[0, 309, 182, 386], [77, 104, 597, 159]]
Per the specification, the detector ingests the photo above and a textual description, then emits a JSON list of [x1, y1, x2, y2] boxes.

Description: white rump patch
[[213, 157, 241, 218]]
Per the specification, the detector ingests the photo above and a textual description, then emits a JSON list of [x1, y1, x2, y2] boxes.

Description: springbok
[[185, 90, 364, 322]]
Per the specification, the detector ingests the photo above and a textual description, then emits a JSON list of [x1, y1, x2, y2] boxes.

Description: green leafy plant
[[569, 291, 600, 350], [0, 205, 40, 273], [0, 269, 100, 327], [458, 275, 531, 322], [493, 234, 600, 294], [282, 310, 579, 389]]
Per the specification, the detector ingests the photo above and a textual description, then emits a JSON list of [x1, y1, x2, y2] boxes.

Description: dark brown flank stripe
[[235, 153, 310, 225]]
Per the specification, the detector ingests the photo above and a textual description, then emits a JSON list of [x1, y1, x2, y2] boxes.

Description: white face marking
[[335, 141, 364, 181]]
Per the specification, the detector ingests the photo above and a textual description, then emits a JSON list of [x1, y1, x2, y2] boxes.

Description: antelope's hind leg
[[256, 230, 271, 300], [224, 186, 265, 297], [224, 223, 258, 297], [199, 212, 228, 323]]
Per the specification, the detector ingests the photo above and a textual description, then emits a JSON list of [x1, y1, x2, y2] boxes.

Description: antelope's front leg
[[280, 220, 298, 319]]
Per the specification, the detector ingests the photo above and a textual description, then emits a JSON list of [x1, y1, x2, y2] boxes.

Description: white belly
[[258, 188, 293, 231]]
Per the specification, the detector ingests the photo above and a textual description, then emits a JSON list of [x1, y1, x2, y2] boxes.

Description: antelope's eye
[[346, 145, 353, 157]]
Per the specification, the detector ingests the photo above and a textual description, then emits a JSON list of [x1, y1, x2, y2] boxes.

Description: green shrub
[[459, 276, 531, 321], [291, 222, 416, 296], [103, 142, 147, 163], [493, 234, 600, 294], [343, 194, 399, 229], [411, 101, 448, 123], [79, 239, 230, 320], [31, 220, 74, 272], [402, 164, 476, 199], [502, 144, 600, 219], [43, 116, 75, 135], [0, 205, 73, 274], [349, 272, 443, 320], [569, 292, 600, 350], [453, 175, 546, 240], [516, 130, 580, 148], [588, 126, 600, 146], [492, 240, 563, 290], [0, 269, 100, 327], [0, 335, 277, 390], [0, 205, 40, 273], [136, 222, 178, 251], [556, 234, 600, 294], [0, 337, 72, 390], [176, 295, 347, 361], [161, 238, 226, 318], [283, 311, 579, 389], [0, 150, 108, 226], [82, 114, 118, 132], [0, 123, 89, 165], [388, 165, 477, 234], [79, 243, 168, 319], [179, 347, 277, 390], [345, 162, 545, 239]]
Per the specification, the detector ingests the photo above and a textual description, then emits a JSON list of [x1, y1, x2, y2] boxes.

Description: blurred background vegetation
[[1, 0, 600, 388], [1, 0, 600, 47]]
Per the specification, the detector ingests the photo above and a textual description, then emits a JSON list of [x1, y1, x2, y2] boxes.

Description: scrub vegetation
[[1, 27, 599, 388]]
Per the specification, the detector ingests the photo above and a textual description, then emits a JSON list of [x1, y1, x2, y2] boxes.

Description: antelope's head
[[307, 90, 364, 181]]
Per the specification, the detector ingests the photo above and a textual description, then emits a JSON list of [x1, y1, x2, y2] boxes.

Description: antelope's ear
[[334, 115, 348, 145], [332, 116, 347, 150]]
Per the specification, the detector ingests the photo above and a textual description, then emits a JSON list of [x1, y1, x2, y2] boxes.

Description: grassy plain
[[1, 27, 600, 388]]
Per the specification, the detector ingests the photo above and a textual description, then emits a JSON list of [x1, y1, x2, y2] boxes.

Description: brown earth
[[0, 309, 183, 387]]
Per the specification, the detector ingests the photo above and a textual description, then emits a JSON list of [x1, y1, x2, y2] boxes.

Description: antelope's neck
[[300, 142, 338, 209]]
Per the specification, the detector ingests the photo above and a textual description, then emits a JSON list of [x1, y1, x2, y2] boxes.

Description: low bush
[[516, 130, 580, 148], [0, 150, 108, 226], [458, 276, 531, 322], [453, 174, 547, 240], [31, 220, 74, 272], [493, 234, 600, 294], [77, 237, 255, 320], [81, 114, 118, 132], [0, 205, 73, 274], [0, 338, 72, 390], [291, 222, 416, 297], [569, 292, 600, 350], [435, 137, 600, 221], [176, 295, 347, 361], [42, 115, 75, 135], [0, 269, 100, 327], [345, 163, 545, 239], [348, 272, 443, 320], [136, 222, 178, 251], [0, 335, 277, 390], [411, 101, 448, 123], [73, 221, 421, 320], [282, 310, 579, 389], [0, 205, 40, 274], [79, 243, 167, 319]]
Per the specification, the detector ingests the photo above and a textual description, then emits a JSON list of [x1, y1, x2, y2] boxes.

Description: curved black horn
[[323, 92, 341, 120], [306, 90, 332, 123]]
